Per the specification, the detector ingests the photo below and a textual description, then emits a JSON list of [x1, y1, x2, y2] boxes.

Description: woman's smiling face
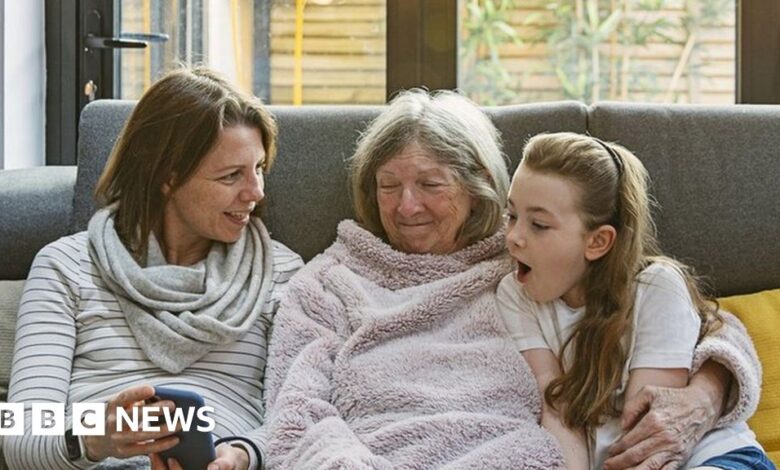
[[162, 125, 266, 263], [375, 143, 473, 255]]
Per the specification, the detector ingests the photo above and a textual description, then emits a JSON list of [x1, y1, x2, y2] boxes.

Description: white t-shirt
[[497, 262, 761, 469]]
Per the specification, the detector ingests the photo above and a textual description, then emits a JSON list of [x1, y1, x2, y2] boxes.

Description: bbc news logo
[[0, 403, 215, 436]]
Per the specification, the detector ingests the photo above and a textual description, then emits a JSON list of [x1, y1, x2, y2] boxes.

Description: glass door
[[116, 0, 387, 105]]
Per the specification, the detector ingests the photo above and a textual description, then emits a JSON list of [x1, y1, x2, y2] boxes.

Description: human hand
[[150, 443, 250, 470], [207, 443, 251, 470], [149, 452, 181, 470], [83, 384, 180, 461], [602, 384, 717, 470]]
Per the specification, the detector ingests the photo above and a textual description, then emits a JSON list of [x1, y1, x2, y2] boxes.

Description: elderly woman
[[262, 90, 761, 469], [6, 67, 302, 470]]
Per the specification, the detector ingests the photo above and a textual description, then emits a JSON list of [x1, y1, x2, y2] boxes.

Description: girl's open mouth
[[516, 261, 532, 283]]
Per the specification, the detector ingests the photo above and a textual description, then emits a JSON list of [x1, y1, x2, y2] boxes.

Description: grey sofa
[[1, 100, 779, 467]]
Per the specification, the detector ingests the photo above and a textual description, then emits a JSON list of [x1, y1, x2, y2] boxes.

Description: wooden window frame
[[386, 0, 457, 101], [737, 0, 780, 103], [45, 0, 80, 165]]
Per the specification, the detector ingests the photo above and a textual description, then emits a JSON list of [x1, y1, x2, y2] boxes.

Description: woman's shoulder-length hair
[[94, 66, 278, 259]]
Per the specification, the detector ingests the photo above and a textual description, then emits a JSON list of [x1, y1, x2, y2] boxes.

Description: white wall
[[2, 0, 45, 169]]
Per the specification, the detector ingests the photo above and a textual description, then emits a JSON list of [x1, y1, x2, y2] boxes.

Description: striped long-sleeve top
[[5, 230, 303, 470]]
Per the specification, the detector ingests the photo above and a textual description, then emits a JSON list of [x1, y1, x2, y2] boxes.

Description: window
[[458, 0, 737, 105], [42, 0, 780, 166]]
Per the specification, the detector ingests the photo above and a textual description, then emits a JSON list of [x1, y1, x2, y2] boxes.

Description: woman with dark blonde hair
[[6, 67, 302, 470]]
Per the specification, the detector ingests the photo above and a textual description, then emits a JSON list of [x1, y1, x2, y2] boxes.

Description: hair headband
[[591, 136, 623, 227], [592, 137, 623, 177]]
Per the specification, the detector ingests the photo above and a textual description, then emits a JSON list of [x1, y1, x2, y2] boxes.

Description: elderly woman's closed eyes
[[375, 143, 473, 255]]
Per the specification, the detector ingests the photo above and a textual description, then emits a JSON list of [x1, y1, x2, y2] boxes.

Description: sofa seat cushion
[[719, 288, 780, 461], [0, 280, 25, 401]]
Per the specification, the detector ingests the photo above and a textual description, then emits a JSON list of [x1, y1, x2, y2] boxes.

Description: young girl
[[497, 132, 772, 470]]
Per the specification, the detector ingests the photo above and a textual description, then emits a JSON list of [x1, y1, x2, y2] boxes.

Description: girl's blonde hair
[[521, 132, 722, 429]]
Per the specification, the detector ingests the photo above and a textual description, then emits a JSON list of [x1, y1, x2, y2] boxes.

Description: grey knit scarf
[[87, 207, 274, 373]]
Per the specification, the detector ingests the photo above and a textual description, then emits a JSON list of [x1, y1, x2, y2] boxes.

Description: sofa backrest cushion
[[485, 101, 589, 172], [72, 100, 137, 234], [258, 105, 382, 260], [72, 100, 588, 261], [588, 102, 780, 296]]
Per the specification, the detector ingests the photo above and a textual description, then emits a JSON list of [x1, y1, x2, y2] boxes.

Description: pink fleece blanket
[[263, 220, 566, 469]]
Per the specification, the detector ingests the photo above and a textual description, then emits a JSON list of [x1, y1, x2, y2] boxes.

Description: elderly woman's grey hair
[[350, 89, 509, 247]]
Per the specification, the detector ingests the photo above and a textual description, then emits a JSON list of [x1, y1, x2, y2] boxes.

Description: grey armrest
[[0, 166, 77, 280]]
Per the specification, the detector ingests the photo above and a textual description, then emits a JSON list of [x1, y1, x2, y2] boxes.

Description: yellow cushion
[[769, 450, 780, 467], [718, 288, 780, 462]]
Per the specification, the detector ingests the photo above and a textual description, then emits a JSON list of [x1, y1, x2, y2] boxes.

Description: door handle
[[84, 33, 169, 50], [119, 33, 170, 43], [85, 35, 145, 49]]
